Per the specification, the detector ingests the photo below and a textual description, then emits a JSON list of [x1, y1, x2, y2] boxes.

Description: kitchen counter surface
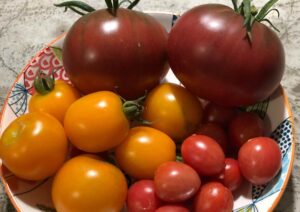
[[0, 0, 299, 211]]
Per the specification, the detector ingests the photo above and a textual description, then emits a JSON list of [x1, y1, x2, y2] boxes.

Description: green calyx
[[54, 0, 140, 16], [121, 95, 151, 125], [231, 0, 280, 41], [34, 72, 55, 95]]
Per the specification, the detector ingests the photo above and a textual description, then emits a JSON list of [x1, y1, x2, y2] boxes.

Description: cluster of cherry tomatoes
[[0, 77, 281, 212]]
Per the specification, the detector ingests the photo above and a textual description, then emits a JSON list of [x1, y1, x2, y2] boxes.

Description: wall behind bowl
[[0, 0, 299, 212]]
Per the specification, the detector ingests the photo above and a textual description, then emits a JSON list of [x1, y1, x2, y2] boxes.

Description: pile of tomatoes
[[0, 1, 284, 212]]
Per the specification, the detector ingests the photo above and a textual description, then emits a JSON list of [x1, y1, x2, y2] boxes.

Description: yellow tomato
[[0, 112, 68, 181], [29, 80, 80, 123], [115, 126, 176, 179], [64, 91, 130, 153], [143, 83, 203, 141], [52, 155, 127, 212]]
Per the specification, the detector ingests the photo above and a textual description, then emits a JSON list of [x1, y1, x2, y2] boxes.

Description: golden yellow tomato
[[0, 112, 68, 181], [29, 80, 80, 123], [143, 83, 203, 141], [64, 91, 130, 153], [52, 155, 127, 212], [115, 126, 176, 179]]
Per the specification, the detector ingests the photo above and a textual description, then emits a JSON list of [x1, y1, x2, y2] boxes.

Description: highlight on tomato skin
[[0, 112, 68, 181], [238, 137, 282, 185], [52, 154, 128, 212], [181, 134, 225, 176]]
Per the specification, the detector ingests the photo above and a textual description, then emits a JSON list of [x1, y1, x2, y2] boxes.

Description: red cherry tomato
[[196, 123, 229, 153], [127, 180, 162, 212], [213, 158, 243, 191], [181, 135, 225, 176], [194, 182, 233, 212], [238, 137, 282, 185], [229, 112, 264, 149], [154, 161, 201, 202], [155, 205, 189, 212], [203, 102, 237, 127]]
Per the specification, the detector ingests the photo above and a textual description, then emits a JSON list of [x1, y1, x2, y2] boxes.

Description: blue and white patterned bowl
[[0, 13, 296, 212]]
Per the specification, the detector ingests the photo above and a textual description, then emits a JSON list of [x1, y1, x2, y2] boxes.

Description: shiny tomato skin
[[202, 103, 237, 128], [127, 180, 162, 212], [64, 91, 130, 153], [143, 83, 203, 141], [196, 123, 228, 153], [154, 161, 201, 202], [238, 137, 282, 185], [168, 4, 285, 106], [29, 80, 80, 123], [229, 112, 264, 149], [181, 135, 225, 176], [63, 8, 168, 99], [155, 205, 190, 212], [214, 158, 243, 191], [0, 112, 68, 181], [52, 155, 127, 212], [194, 182, 233, 212], [115, 127, 176, 179]]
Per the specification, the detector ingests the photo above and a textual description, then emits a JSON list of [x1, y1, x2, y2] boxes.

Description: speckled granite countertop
[[0, 0, 299, 211]]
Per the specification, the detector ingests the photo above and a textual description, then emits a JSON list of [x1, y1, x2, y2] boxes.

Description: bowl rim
[[0, 12, 296, 212]]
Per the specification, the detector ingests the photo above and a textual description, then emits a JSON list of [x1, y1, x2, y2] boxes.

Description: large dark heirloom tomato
[[58, 1, 169, 99], [167, 3, 285, 106]]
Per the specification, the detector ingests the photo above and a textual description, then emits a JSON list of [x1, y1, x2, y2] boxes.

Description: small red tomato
[[127, 180, 162, 212], [203, 103, 237, 127], [181, 135, 225, 176], [214, 158, 243, 191], [196, 123, 229, 153], [155, 205, 189, 212], [238, 137, 281, 185], [229, 112, 264, 149], [154, 161, 201, 202], [194, 182, 233, 212]]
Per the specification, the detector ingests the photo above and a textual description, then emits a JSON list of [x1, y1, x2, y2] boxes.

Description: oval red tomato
[[168, 4, 284, 106], [194, 182, 233, 212], [229, 112, 264, 149], [154, 161, 201, 202], [213, 158, 243, 191], [181, 135, 225, 176], [127, 180, 162, 212], [63, 8, 168, 99], [238, 137, 282, 185]]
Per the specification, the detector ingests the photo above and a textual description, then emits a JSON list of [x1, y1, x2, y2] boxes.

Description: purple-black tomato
[[63, 9, 169, 99], [167, 4, 285, 106]]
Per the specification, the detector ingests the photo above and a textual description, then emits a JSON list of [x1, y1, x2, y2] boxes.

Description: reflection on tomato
[[52, 155, 127, 212], [143, 83, 203, 141], [194, 182, 233, 212], [238, 137, 281, 185], [29, 80, 80, 123], [127, 180, 162, 212], [115, 127, 176, 179], [0, 112, 68, 181], [64, 91, 130, 153]]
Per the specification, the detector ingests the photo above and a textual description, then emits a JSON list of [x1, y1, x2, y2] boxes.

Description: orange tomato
[[29, 80, 80, 123], [0, 112, 68, 181], [52, 154, 127, 212], [64, 91, 130, 153], [115, 126, 176, 179], [143, 83, 203, 141]]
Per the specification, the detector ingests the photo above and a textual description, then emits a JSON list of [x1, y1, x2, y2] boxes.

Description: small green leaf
[[260, 18, 280, 32], [50, 46, 63, 63], [232, 0, 239, 12], [54, 1, 96, 15], [127, 0, 140, 9], [256, 0, 279, 21]]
